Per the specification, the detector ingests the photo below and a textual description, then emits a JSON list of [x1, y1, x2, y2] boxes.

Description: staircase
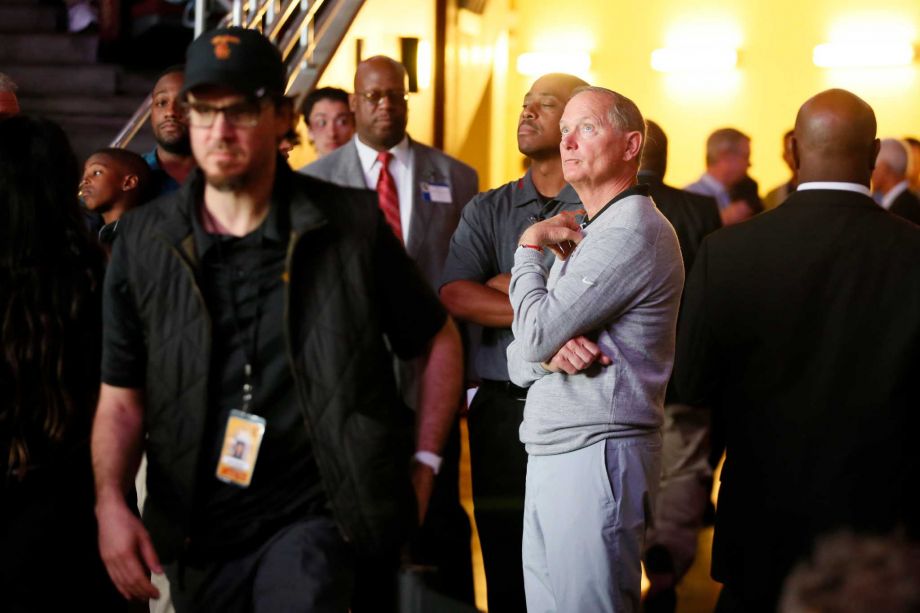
[[0, 0, 157, 162]]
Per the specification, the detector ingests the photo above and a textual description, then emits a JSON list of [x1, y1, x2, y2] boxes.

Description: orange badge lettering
[[211, 35, 241, 60]]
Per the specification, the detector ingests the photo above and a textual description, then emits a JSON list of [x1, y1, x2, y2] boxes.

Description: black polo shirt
[[440, 170, 582, 380], [189, 194, 326, 558]]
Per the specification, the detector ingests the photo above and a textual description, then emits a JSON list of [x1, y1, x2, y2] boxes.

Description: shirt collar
[[582, 183, 650, 228], [797, 181, 871, 198], [700, 172, 728, 194], [512, 168, 581, 208], [354, 134, 411, 175], [190, 162, 289, 259], [880, 180, 910, 210]]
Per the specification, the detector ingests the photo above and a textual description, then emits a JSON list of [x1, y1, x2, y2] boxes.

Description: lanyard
[[212, 225, 267, 414]]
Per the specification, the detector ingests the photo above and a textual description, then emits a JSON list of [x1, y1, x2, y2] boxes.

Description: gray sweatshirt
[[507, 192, 684, 455]]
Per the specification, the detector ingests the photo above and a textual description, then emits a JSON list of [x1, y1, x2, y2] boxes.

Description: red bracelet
[[520, 243, 543, 252]]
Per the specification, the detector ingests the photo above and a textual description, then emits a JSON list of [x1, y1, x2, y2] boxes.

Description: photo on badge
[[216, 410, 266, 488]]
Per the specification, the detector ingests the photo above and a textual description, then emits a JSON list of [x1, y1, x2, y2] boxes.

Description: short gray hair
[[571, 86, 645, 159], [876, 138, 909, 178], [706, 127, 749, 165]]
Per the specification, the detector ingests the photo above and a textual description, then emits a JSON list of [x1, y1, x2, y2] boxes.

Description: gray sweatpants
[[522, 434, 661, 613]]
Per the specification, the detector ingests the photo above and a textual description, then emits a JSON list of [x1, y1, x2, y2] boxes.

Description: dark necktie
[[376, 151, 402, 242]]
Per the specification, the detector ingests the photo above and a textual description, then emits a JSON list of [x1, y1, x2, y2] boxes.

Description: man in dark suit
[[639, 120, 721, 613], [675, 89, 920, 612], [301, 56, 478, 606], [871, 137, 920, 225]]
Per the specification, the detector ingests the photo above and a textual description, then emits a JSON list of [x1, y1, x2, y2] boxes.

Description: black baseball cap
[[182, 27, 285, 98]]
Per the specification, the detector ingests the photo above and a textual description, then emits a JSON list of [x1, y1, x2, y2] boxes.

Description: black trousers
[[165, 516, 353, 613], [467, 380, 529, 613], [352, 418, 475, 613]]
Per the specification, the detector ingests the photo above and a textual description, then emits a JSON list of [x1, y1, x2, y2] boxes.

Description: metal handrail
[[110, 0, 357, 149]]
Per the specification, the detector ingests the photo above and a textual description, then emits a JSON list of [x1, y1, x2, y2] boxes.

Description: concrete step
[[0, 3, 59, 32], [0, 33, 97, 64], [55, 116, 155, 162], [0, 63, 119, 95], [20, 94, 145, 116]]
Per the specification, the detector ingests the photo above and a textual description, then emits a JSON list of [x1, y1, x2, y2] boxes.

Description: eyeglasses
[[356, 90, 409, 106], [183, 99, 267, 128]]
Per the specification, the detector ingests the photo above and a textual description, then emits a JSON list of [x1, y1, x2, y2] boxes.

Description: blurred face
[[782, 134, 796, 173], [559, 91, 639, 189], [720, 139, 751, 187], [187, 87, 289, 192], [518, 75, 573, 160], [79, 154, 128, 212], [351, 60, 408, 151], [307, 98, 354, 157], [150, 72, 190, 155]]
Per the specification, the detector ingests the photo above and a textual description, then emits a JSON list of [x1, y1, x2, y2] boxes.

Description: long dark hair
[[0, 116, 106, 479]]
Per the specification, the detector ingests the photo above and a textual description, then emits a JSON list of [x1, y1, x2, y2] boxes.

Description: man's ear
[[349, 92, 358, 114], [122, 174, 139, 192], [624, 131, 643, 161], [869, 138, 881, 171], [275, 98, 294, 138], [791, 136, 801, 171]]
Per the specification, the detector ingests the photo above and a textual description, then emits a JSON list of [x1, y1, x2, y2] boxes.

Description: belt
[[479, 379, 528, 398]]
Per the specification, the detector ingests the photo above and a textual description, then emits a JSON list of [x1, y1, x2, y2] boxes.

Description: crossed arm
[[506, 212, 617, 386]]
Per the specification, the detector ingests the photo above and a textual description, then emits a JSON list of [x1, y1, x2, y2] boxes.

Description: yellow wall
[[288, 0, 436, 170], [290, 0, 920, 193], [501, 0, 920, 193]]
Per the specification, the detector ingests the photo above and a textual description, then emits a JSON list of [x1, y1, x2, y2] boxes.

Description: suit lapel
[[332, 142, 368, 190], [407, 140, 445, 258]]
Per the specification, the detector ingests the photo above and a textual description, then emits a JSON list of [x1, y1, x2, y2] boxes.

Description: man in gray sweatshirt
[[506, 87, 684, 612]]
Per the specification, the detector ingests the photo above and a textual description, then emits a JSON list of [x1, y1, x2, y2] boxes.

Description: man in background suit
[[675, 88, 920, 612], [871, 137, 920, 225], [301, 56, 478, 606], [685, 128, 756, 226], [638, 119, 721, 613]]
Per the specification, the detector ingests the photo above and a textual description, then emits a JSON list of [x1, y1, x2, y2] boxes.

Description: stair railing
[[110, 0, 364, 148]]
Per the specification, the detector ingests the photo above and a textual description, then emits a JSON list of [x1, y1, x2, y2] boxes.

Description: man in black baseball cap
[[92, 26, 462, 612]]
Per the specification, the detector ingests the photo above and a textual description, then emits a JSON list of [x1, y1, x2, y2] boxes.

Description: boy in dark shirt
[[79, 148, 152, 246]]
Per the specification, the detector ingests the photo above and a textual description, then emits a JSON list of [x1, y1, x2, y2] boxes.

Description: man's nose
[[561, 132, 576, 149], [521, 102, 536, 120], [212, 111, 236, 137]]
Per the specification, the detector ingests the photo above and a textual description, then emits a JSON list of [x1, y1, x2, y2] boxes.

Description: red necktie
[[376, 151, 402, 242]]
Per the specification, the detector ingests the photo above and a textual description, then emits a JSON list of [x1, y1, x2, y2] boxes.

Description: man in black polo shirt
[[439, 72, 586, 613], [91, 28, 462, 612]]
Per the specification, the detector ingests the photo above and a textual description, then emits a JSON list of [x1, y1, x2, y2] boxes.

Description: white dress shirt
[[796, 181, 871, 197], [354, 135, 415, 244], [880, 180, 910, 211]]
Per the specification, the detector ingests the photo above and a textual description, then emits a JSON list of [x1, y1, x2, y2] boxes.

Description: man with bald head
[[301, 55, 478, 606], [440, 72, 586, 612], [675, 89, 920, 612], [871, 138, 920, 225]]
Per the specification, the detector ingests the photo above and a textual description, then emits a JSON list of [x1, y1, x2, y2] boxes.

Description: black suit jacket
[[674, 188, 920, 610], [889, 187, 920, 225], [641, 171, 722, 404]]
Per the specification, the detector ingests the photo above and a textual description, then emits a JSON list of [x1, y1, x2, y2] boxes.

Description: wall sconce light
[[813, 41, 915, 68], [516, 51, 591, 78], [650, 45, 738, 72]]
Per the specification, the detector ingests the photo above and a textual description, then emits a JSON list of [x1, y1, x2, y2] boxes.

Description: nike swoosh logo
[[582, 277, 595, 286]]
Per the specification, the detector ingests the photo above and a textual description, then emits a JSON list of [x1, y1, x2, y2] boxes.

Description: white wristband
[[413, 450, 442, 475]]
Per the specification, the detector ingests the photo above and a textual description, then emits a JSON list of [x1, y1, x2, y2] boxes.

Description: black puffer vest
[[116, 166, 417, 561]]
